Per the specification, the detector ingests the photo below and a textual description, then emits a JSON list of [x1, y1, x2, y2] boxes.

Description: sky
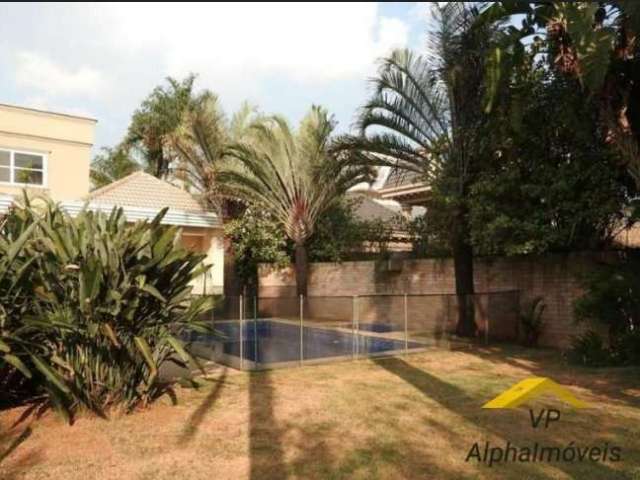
[[0, 2, 432, 153]]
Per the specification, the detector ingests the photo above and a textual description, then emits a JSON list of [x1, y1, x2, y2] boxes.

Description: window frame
[[0, 147, 48, 188]]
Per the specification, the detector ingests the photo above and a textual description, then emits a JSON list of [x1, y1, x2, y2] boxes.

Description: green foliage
[[90, 146, 140, 189], [224, 208, 290, 292], [221, 106, 374, 245], [333, 4, 503, 336], [469, 67, 633, 255], [220, 105, 373, 295], [125, 75, 196, 178], [407, 193, 454, 258], [481, 2, 640, 188], [307, 198, 394, 263], [574, 254, 640, 337], [567, 331, 612, 367], [520, 297, 545, 348], [0, 197, 213, 417], [171, 91, 259, 212], [571, 252, 640, 366], [226, 198, 396, 291]]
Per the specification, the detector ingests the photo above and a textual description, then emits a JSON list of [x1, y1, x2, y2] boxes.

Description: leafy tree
[[334, 4, 502, 336], [407, 208, 451, 259], [572, 252, 640, 366], [224, 208, 290, 295], [90, 146, 140, 189], [220, 106, 374, 296], [469, 67, 634, 255], [482, 2, 640, 186], [125, 75, 196, 178], [307, 197, 394, 262]]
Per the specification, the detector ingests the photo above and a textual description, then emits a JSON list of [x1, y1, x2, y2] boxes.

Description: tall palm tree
[[334, 3, 499, 336], [125, 75, 196, 179], [219, 106, 374, 296], [171, 92, 257, 217]]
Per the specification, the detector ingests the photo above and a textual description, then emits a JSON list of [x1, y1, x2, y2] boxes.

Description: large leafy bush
[[571, 253, 640, 366], [0, 198, 213, 417]]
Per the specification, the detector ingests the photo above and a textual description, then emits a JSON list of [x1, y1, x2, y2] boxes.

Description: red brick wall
[[258, 252, 620, 348]]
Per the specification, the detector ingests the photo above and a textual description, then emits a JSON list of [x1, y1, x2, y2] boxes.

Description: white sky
[[0, 2, 432, 151]]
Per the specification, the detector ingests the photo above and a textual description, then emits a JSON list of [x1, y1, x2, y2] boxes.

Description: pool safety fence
[[189, 292, 520, 371]]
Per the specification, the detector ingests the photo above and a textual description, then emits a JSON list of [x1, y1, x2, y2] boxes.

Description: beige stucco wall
[[0, 104, 96, 201], [181, 226, 225, 295]]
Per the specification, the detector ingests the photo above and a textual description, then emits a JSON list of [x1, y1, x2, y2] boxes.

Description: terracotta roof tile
[[88, 171, 206, 213]]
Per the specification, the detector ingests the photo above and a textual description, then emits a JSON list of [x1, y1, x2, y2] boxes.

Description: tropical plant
[[0, 197, 213, 418], [571, 252, 640, 366], [220, 106, 374, 295], [307, 197, 395, 263], [520, 297, 546, 348], [567, 330, 612, 367], [125, 75, 196, 178], [482, 2, 640, 186], [0, 205, 60, 408], [171, 91, 258, 215], [574, 253, 640, 344], [224, 208, 290, 295], [469, 66, 634, 256], [90, 146, 140, 189], [333, 3, 501, 336]]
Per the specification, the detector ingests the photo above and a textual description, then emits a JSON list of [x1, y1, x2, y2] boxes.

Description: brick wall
[[258, 252, 620, 348]]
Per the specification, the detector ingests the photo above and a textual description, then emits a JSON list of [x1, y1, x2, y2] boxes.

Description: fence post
[[404, 293, 409, 354], [353, 295, 360, 360], [239, 295, 244, 370], [484, 294, 490, 346], [253, 296, 258, 366], [352, 295, 357, 359], [299, 294, 304, 366]]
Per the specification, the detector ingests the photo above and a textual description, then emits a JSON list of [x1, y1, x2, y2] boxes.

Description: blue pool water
[[190, 319, 423, 367], [356, 323, 402, 333]]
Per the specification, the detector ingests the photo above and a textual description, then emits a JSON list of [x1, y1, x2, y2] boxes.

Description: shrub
[[0, 197, 213, 417], [572, 252, 640, 366], [613, 330, 640, 366], [520, 297, 545, 347], [567, 331, 612, 367]]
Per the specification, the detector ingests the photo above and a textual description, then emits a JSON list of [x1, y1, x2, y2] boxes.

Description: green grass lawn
[[1, 346, 639, 479]]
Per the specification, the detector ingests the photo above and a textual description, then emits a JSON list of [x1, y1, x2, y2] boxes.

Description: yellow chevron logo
[[483, 377, 590, 409]]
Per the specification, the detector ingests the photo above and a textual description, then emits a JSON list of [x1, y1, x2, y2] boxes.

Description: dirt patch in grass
[[1, 346, 639, 480]]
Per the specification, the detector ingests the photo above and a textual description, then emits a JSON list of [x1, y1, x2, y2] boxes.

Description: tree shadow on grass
[[0, 423, 43, 480], [0, 427, 32, 464], [466, 345, 640, 408], [178, 367, 228, 443], [373, 356, 634, 479], [249, 369, 288, 480]]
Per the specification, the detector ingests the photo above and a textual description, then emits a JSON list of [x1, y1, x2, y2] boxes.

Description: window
[[0, 148, 46, 186]]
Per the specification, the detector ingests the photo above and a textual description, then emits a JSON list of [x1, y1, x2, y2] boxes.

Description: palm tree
[[125, 75, 196, 179], [170, 92, 257, 216], [333, 3, 499, 336], [219, 106, 374, 296], [90, 146, 140, 189]]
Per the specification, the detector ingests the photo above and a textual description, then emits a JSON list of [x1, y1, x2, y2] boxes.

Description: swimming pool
[[189, 319, 425, 370]]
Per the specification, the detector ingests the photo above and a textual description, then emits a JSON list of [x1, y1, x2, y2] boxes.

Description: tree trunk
[[452, 207, 477, 338], [294, 243, 308, 297]]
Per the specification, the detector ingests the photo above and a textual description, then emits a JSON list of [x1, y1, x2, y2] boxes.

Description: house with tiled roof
[[377, 169, 430, 209], [0, 104, 223, 295]]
